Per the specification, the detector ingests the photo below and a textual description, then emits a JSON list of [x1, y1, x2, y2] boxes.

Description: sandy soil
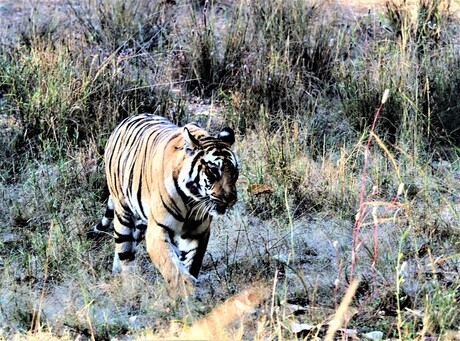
[[1, 0, 458, 30]]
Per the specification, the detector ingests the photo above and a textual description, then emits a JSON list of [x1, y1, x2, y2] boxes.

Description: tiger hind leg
[[112, 204, 138, 273], [114, 218, 147, 272], [87, 196, 115, 239]]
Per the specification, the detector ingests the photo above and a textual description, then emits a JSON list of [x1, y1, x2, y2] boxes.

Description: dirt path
[[335, 0, 459, 16], [0, 0, 70, 39], [1, 0, 458, 31]]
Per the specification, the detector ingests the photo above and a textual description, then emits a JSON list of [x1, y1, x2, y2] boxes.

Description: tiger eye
[[206, 167, 221, 182]]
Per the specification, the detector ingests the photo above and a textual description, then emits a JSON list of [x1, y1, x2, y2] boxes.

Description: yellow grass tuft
[[181, 283, 270, 340]]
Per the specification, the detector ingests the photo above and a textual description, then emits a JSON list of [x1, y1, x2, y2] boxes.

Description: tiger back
[[91, 114, 239, 296]]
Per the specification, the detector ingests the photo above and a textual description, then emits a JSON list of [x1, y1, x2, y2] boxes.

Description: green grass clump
[[336, 0, 460, 146], [174, 0, 340, 132], [68, 0, 173, 51]]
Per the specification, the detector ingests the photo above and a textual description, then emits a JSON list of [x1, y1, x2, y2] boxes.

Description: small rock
[[129, 315, 138, 327], [363, 331, 384, 340], [3, 233, 21, 244], [291, 322, 316, 333], [338, 328, 357, 337]]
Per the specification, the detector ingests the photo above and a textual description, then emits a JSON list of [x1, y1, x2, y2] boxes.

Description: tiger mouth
[[209, 195, 237, 215], [215, 204, 228, 215], [213, 199, 237, 215]]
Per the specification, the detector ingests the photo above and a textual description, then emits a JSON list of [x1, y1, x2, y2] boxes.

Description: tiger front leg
[[188, 229, 210, 279], [146, 223, 197, 297]]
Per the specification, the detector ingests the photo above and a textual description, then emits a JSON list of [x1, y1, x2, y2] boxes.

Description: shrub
[[173, 0, 341, 131], [335, 0, 459, 146]]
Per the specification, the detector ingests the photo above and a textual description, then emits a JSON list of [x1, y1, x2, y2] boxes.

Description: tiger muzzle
[[215, 192, 237, 214], [224, 192, 237, 206]]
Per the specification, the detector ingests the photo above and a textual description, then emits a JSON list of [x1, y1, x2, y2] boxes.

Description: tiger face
[[181, 126, 239, 216]]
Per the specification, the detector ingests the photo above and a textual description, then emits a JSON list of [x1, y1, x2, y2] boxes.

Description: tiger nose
[[224, 192, 237, 206]]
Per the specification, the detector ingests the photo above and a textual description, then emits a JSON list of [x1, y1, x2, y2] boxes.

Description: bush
[[173, 0, 340, 131], [335, 0, 459, 146]]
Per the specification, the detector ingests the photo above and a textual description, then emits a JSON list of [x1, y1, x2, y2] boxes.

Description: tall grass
[[67, 0, 173, 51], [337, 0, 460, 146]]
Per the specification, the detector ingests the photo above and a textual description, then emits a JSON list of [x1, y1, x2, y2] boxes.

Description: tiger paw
[[86, 229, 104, 240], [167, 272, 197, 297], [86, 223, 110, 240]]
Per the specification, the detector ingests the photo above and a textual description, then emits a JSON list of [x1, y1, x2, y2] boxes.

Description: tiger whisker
[[189, 199, 206, 221], [199, 200, 210, 221], [189, 197, 206, 214]]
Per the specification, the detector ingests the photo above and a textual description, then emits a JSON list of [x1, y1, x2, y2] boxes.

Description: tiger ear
[[217, 127, 235, 146], [183, 127, 200, 154]]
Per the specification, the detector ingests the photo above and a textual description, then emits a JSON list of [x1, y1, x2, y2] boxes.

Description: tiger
[[90, 113, 239, 295]]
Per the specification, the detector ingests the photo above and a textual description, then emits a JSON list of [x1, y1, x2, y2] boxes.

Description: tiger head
[[179, 126, 239, 216]]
